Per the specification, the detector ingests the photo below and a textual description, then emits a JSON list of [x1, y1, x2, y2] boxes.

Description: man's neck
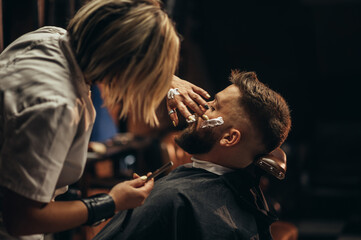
[[192, 146, 254, 169], [192, 153, 215, 164]]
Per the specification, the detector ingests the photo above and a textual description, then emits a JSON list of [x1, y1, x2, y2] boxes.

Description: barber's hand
[[167, 75, 211, 126], [108, 177, 154, 212]]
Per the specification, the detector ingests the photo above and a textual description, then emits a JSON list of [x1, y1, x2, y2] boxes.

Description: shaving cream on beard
[[200, 117, 224, 128]]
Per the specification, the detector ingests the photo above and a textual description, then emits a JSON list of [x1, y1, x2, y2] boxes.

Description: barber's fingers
[[128, 176, 148, 187], [137, 178, 154, 195], [166, 102, 178, 127], [126, 177, 154, 193], [180, 92, 209, 119], [133, 173, 140, 179], [132, 172, 152, 179], [169, 76, 211, 126], [166, 90, 210, 126], [190, 85, 211, 109], [128, 177, 154, 203], [171, 75, 211, 100], [109, 178, 154, 211], [175, 100, 197, 123]]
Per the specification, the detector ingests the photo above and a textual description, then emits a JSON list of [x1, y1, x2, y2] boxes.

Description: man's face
[[175, 85, 241, 154]]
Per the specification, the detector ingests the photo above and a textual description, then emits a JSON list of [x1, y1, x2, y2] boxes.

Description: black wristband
[[80, 193, 115, 226]]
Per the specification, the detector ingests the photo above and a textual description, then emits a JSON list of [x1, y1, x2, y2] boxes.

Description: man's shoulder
[[156, 165, 220, 187], [166, 165, 220, 178], [147, 166, 224, 202]]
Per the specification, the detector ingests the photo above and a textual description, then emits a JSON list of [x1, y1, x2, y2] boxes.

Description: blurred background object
[[1, 0, 361, 239]]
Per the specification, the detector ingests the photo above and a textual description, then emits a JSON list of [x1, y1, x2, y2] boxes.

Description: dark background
[[168, 1, 361, 237], [1, 0, 361, 239]]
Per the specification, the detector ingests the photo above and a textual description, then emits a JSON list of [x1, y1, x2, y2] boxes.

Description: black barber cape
[[94, 165, 278, 240]]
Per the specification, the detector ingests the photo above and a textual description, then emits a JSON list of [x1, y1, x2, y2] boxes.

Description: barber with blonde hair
[[0, 0, 210, 239]]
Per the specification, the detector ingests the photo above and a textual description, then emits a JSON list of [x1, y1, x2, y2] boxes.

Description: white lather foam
[[200, 117, 224, 128]]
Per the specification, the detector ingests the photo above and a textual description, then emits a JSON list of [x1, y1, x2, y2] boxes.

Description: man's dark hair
[[230, 70, 291, 153]]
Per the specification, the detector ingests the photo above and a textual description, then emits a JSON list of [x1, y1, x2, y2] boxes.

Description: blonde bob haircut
[[68, 0, 180, 126]]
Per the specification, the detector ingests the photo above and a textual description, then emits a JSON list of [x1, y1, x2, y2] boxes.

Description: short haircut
[[67, 0, 180, 126], [230, 70, 291, 153]]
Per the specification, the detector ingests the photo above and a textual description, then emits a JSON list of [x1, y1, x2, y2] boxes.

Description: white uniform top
[[0, 27, 96, 240]]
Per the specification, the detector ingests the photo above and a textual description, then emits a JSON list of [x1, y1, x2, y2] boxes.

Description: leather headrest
[[255, 147, 287, 180]]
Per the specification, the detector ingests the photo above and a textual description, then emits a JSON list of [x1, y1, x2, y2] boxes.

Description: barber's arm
[[167, 75, 211, 126], [3, 189, 88, 236], [2, 177, 153, 236]]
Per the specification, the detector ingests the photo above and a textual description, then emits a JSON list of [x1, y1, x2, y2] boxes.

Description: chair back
[[255, 148, 287, 180]]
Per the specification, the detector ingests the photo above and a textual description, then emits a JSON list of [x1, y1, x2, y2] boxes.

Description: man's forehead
[[217, 85, 240, 103]]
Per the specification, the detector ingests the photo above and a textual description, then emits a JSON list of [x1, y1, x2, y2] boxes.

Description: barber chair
[[255, 148, 299, 240], [255, 148, 287, 180]]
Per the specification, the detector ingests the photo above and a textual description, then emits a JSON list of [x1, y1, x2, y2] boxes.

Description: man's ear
[[219, 128, 241, 147]]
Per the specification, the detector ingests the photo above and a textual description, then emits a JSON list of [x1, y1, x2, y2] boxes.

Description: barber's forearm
[[5, 200, 88, 236]]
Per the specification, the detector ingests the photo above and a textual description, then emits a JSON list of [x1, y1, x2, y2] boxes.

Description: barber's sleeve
[[0, 100, 79, 203]]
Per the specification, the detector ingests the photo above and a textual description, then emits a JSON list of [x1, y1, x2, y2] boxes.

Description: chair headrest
[[255, 147, 287, 180]]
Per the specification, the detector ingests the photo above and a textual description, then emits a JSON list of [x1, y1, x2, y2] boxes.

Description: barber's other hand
[[167, 75, 211, 126], [108, 177, 154, 212]]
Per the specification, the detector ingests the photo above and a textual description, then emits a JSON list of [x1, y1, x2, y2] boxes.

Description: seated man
[[93, 70, 292, 240]]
